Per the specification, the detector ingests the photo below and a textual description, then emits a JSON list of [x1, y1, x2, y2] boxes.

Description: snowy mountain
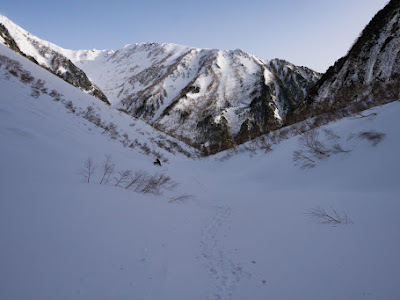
[[0, 15, 109, 104], [1, 30, 400, 299], [306, 0, 400, 106], [70, 44, 320, 153], [0, 43, 199, 163], [0, 15, 320, 153]]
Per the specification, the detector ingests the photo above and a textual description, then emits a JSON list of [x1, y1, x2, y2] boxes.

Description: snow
[[1, 14, 322, 147], [1, 16, 400, 300]]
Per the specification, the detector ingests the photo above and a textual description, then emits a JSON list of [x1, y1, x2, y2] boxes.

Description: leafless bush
[[293, 150, 316, 169], [125, 170, 177, 195], [79, 158, 96, 183], [243, 141, 258, 154], [292, 123, 308, 135], [31, 89, 41, 98], [358, 130, 386, 146], [20, 71, 34, 84], [299, 130, 331, 160], [64, 100, 76, 113], [49, 90, 63, 101], [139, 142, 151, 155], [293, 129, 350, 169], [168, 194, 194, 203], [331, 143, 351, 154], [217, 149, 236, 162], [306, 206, 353, 225], [104, 122, 119, 139], [140, 173, 177, 195], [257, 136, 273, 153], [99, 155, 115, 185], [125, 170, 147, 190], [323, 129, 340, 141], [83, 106, 95, 120], [277, 128, 290, 140], [31, 79, 47, 94], [114, 169, 132, 187], [269, 131, 280, 145]]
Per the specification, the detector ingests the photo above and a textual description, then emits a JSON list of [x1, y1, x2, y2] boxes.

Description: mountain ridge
[[0, 15, 110, 105], [305, 0, 400, 106], [0, 14, 320, 153]]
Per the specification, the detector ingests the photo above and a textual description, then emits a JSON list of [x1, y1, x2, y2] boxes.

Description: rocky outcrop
[[306, 0, 400, 106]]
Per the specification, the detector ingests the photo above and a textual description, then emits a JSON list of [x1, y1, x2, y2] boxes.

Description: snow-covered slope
[[1, 37, 400, 299], [0, 44, 198, 162], [0, 14, 320, 153], [308, 0, 400, 104], [0, 15, 109, 104], [71, 43, 320, 153]]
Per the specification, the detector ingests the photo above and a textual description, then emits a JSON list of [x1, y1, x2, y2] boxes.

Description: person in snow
[[153, 158, 161, 166]]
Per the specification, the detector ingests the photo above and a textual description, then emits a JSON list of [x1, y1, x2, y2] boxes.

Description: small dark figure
[[153, 158, 161, 166]]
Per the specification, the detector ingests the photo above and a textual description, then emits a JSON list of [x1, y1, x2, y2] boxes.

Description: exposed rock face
[[73, 44, 320, 152], [306, 0, 400, 105], [0, 16, 109, 104]]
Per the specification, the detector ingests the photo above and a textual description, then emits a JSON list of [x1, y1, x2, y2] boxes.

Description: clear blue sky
[[1, 0, 389, 72]]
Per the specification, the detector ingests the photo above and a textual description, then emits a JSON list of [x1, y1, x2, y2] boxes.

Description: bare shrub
[[49, 90, 63, 101], [269, 131, 280, 145], [292, 123, 308, 135], [306, 206, 353, 225], [114, 169, 132, 187], [331, 143, 351, 154], [140, 173, 177, 195], [358, 130, 386, 146], [31, 89, 41, 98], [20, 71, 34, 84], [104, 122, 119, 140], [293, 150, 316, 169], [99, 155, 115, 185], [139, 142, 151, 155], [84, 106, 95, 120], [125, 170, 177, 195], [299, 130, 330, 159], [121, 133, 130, 147], [323, 129, 340, 141], [168, 194, 194, 203], [32, 79, 47, 94], [64, 100, 76, 113], [277, 128, 290, 140], [125, 170, 147, 191], [257, 136, 273, 153], [243, 141, 258, 154], [79, 158, 96, 183]]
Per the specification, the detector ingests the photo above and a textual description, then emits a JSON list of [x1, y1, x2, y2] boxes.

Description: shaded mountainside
[[0, 16, 109, 104], [0, 14, 321, 154], [71, 44, 320, 153], [305, 0, 400, 106]]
